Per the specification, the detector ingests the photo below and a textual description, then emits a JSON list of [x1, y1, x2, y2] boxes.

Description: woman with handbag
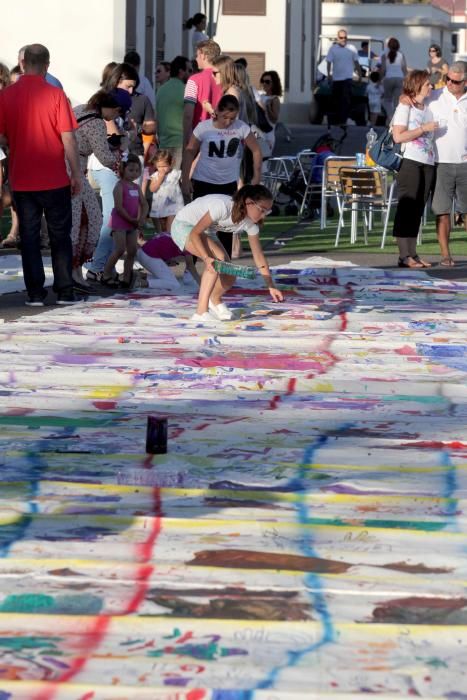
[[392, 69, 439, 268]]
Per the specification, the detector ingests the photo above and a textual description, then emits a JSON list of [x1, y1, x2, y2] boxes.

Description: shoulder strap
[[76, 112, 100, 125]]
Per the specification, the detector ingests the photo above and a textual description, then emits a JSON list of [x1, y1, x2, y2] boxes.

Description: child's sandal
[[101, 276, 119, 288]]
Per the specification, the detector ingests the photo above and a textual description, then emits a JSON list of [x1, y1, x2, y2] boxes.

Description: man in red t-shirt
[[183, 39, 222, 147], [0, 43, 81, 306]]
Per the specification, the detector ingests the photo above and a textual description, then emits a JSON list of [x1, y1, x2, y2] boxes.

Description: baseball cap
[[109, 88, 132, 113]]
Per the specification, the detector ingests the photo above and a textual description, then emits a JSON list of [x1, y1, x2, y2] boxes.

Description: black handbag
[[369, 128, 402, 172], [254, 102, 274, 134]]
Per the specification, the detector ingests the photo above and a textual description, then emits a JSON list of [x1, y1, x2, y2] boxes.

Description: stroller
[[277, 132, 345, 219]]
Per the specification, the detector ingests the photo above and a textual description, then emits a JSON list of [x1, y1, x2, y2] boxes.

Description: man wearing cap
[[0, 43, 81, 306]]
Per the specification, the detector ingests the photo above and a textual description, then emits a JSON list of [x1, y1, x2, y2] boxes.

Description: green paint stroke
[[0, 593, 103, 615], [0, 636, 62, 651]]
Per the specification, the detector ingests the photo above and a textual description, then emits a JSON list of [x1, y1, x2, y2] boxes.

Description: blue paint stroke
[[439, 449, 459, 523], [252, 427, 354, 694], [0, 426, 76, 558]]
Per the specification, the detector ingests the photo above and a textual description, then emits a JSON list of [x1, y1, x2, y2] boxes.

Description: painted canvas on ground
[[0, 258, 466, 699]]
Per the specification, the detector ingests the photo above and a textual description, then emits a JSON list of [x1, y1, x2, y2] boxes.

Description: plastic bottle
[[365, 127, 377, 165]]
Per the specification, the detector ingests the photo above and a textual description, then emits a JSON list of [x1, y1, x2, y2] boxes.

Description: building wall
[[322, 2, 453, 71], [0, 0, 127, 106]]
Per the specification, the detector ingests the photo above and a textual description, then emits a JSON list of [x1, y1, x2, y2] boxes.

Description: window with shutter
[[222, 0, 266, 16], [227, 52, 266, 90]]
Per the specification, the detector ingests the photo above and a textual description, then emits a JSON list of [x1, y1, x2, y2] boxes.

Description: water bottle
[[365, 127, 377, 166]]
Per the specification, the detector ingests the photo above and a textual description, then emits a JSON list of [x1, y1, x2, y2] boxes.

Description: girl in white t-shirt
[[171, 185, 284, 322], [182, 94, 262, 256], [148, 150, 184, 233]]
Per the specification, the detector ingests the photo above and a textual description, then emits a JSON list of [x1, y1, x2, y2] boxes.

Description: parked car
[[310, 34, 384, 126]]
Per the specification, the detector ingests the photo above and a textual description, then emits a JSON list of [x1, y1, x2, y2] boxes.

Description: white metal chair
[[335, 166, 395, 247], [320, 156, 357, 229], [261, 156, 298, 199]]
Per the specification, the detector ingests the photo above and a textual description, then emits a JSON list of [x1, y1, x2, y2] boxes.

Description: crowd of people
[[326, 29, 466, 267], [0, 29, 465, 316], [0, 36, 284, 318]]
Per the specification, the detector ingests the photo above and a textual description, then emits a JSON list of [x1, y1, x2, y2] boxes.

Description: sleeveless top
[[384, 51, 405, 79], [110, 181, 140, 230]]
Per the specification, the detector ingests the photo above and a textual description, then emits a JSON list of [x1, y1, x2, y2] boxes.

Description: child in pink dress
[[102, 154, 149, 288]]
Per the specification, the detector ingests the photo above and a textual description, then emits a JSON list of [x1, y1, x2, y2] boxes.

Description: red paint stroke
[[91, 401, 117, 410], [181, 353, 329, 371], [33, 488, 162, 700], [401, 440, 467, 450], [395, 345, 418, 356]]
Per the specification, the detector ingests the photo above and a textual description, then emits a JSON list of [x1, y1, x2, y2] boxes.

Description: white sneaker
[[208, 300, 233, 321], [190, 311, 218, 324]]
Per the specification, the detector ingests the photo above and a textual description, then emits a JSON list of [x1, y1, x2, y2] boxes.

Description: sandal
[[398, 256, 423, 269], [100, 276, 119, 288], [412, 255, 432, 268], [440, 256, 455, 267]]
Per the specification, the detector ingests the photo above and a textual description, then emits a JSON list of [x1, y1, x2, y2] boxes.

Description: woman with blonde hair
[[203, 55, 249, 120]]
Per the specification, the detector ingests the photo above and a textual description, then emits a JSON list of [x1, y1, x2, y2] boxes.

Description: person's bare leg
[[437, 214, 452, 260], [103, 231, 125, 280], [123, 231, 137, 284], [185, 234, 229, 314], [2, 208, 19, 246], [210, 273, 236, 305]]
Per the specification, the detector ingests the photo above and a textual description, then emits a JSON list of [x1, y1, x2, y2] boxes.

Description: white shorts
[[170, 220, 193, 251], [170, 220, 222, 252]]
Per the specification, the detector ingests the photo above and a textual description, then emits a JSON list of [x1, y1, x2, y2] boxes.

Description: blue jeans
[[85, 168, 118, 273], [13, 186, 73, 297]]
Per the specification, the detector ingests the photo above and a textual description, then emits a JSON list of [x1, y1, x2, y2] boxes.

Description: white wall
[[0, 0, 126, 106], [212, 0, 287, 93]]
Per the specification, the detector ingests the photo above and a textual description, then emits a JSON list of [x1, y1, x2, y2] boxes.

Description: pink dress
[[110, 181, 140, 231]]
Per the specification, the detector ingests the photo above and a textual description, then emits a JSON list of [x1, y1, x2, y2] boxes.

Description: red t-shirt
[[0, 75, 78, 191], [184, 68, 223, 129]]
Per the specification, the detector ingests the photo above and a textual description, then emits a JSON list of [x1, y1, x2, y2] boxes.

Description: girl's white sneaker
[[190, 311, 218, 324], [208, 301, 233, 321]]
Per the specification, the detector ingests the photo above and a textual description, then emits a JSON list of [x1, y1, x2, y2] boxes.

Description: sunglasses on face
[[338, 35, 347, 41], [429, 49, 437, 53], [446, 76, 464, 85], [212, 70, 219, 76], [261, 79, 271, 84]]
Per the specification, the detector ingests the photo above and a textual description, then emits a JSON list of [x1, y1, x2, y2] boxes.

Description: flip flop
[[440, 257, 455, 267]]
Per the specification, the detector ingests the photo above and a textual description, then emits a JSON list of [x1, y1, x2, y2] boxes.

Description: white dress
[[150, 169, 184, 218]]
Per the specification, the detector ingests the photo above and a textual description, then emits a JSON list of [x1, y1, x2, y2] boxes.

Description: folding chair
[[335, 166, 395, 247], [320, 156, 357, 229], [261, 156, 297, 199]]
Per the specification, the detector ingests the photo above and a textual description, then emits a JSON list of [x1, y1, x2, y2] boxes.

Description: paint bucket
[[146, 416, 168, 454]]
